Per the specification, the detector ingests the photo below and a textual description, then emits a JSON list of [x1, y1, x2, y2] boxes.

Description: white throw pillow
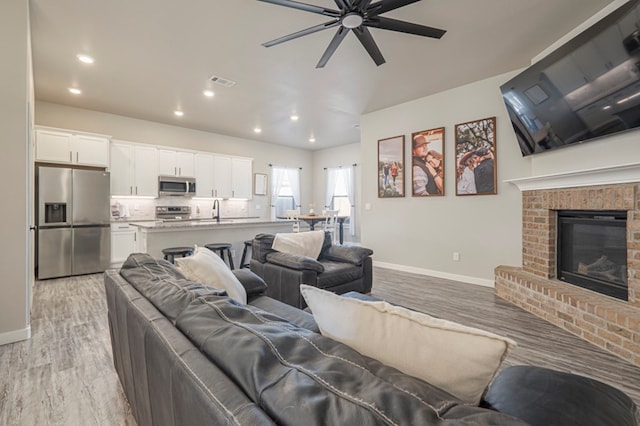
[[175, 246, 247, 304], [271, 230, 325, 259], [300, 285, 516, 404]]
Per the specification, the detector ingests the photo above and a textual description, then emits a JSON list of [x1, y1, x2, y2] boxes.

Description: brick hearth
[[495, 183, 640, 367]]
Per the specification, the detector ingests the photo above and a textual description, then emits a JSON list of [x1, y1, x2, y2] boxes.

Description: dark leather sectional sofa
[[105, 253, 639, 425]]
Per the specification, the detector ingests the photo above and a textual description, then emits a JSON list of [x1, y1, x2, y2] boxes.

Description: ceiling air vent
[[208, 75, 236, 88]]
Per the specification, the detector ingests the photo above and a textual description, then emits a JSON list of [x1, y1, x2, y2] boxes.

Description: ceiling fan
[[258, 0, 446, 68]]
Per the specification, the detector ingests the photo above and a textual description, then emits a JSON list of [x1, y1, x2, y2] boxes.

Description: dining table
[[277, 213, 348, 244]]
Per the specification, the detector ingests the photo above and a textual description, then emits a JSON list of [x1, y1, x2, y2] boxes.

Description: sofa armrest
[[482, 366, 639, 426], [266, 252, 325, 273], [323, 246, 373, 266], [232, 269, 268, 297]]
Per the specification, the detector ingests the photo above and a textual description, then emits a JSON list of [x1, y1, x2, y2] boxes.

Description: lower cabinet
[[111, 223, 137, 267]]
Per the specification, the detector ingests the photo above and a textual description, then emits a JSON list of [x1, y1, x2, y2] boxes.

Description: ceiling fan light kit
[[259, 0, 446, 68]]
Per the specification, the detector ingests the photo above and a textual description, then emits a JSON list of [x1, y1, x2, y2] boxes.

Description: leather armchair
[[250, 232, 374, 308]]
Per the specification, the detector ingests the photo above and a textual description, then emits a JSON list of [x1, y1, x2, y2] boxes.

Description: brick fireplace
[[495, 167, 640, 367]]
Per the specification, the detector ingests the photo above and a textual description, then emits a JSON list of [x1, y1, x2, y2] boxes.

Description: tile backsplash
[[111, 197, 266, 221]]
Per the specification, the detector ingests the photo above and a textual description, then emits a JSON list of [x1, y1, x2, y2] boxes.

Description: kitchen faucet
[[212, 199, 220, 223]]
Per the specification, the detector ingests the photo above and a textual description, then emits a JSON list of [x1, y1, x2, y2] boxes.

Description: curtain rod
[[323, 163, 358, 170], [269, 164, 302, 170]]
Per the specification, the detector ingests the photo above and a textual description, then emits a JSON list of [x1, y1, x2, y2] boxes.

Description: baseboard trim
[[0, 326, 31, 346], [373, 261, 495, 288]]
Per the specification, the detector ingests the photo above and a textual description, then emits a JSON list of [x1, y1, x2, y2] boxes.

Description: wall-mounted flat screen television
[[500, 0, 640, 156]]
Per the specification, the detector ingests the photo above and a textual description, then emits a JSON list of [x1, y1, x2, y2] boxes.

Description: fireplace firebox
[[556, 210, 628, 301]]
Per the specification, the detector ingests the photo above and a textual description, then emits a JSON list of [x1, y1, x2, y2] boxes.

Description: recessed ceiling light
[[203, 90, 215, 97], [77, 54, 94, 64], [309, 137, 316, 143], [174, 110, 184, 117], [290, 114, 299, 121], [68, 88, 82, 95], [254, 127, 262, 133]]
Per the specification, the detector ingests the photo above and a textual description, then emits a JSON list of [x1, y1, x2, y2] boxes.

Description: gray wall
[[0, 0, 31, 344]]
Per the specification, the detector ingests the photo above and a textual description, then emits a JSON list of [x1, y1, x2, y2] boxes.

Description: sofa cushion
[[119, 253, 226, 323], [265, 251, 324, 273], [231, 269, 268, 298], [484, 365, 640, 426], [315, 260, 362, 288], [175, 246, 247, 304], [300, 285, 516, 405], [176, 297, 527, 425]]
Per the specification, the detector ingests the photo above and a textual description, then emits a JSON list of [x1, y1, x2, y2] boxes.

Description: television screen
[[500, 0, 640, 156]]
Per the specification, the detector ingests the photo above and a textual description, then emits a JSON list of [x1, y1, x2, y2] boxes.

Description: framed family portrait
[[454, 116, 497, 196], [411, 127, 444, 197], [377, 135, 405, 198]]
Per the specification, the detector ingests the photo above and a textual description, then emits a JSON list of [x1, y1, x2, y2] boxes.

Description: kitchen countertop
[[129, 217, 289, 230]]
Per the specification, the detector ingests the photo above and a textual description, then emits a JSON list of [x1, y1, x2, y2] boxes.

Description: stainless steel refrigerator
[[36, 166, 111, 279]]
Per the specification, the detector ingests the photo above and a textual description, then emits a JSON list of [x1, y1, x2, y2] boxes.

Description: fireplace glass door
[[557, 210, 627, 301]]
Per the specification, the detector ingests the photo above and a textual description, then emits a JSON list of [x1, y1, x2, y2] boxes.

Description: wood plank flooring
[[371, 267, 640, 406], [0, 266, 638, 425]]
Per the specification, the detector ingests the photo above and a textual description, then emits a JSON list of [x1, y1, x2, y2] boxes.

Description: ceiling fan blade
[[316, 26, 350, 68], [334, 0, 352, 9], [366, 16, 446, 39], [367, 0, 420, 16], [258, 0, 341, 18], [263, 20, 341, 47], [352, 26, 385, 66], [354, 0, 373, 12]]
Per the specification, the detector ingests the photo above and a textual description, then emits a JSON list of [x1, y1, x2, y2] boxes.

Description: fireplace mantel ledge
[[505, 163, 640, 191]]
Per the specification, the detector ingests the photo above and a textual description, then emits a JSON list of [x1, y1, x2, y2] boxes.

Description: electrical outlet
[[453, 252, 460, 261]]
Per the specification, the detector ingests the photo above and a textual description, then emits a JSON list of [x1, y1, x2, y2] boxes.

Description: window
[[331, 176, 351, 216], [271, 167, 300, 219]]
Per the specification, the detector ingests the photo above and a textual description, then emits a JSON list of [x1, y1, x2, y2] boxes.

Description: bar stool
[[204, 243, 235, 269], [162, 246, 194, 264], [240, 240, 252, 269]]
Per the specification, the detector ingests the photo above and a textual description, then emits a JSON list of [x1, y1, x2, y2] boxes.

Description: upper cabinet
[[36, 127, 110, 167], [158, 149, 194, 177], [231, 157, 252, 199], [198, 155, 252, 199], [110, 141, 158, 197]]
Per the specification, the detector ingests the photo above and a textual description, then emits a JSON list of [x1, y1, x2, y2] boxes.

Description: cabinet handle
[[211, 189, 214, 197], [134, 233, 137, 242], [232, 190, 235, 198], [130, 186, 133, 195], [135, 186, 138, 195], [178, 167, 181, 176], [174, 167, 177, 175], [69, 151, 73, 162], [76, 152, 79, 163]]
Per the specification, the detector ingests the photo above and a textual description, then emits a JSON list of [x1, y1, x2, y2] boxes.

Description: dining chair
[[286, 209, 301, 233], [322, 209, 340, 244]]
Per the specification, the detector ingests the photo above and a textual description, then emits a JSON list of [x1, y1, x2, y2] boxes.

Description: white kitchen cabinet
[[110, 141, 158, 197], [212, 155, 232, 198], [36, 127, 110, 167], [231, 157, 252, 199], [158, 149, 194, 177], [111, 223, 137, 267], [194, 152, 215, 197]]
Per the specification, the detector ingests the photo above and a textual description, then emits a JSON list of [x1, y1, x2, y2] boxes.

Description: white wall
[[361, 71, 531, 285], [0, 0, 31, 344], [312, 143, 361, 238], [35, 102, 314, 218]]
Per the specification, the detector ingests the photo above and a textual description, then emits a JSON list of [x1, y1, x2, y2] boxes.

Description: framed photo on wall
[[455, 117, 497, 196], [254, 173, 268, 196], [377, 135, 405, 198], [411, 127, 444, 197]]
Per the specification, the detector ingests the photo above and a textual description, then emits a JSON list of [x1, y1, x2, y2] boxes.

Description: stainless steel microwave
[[158, 176, 196, 196]]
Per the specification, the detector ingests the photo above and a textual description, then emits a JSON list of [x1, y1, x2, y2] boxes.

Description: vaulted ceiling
[[30, 0, 614, 150]]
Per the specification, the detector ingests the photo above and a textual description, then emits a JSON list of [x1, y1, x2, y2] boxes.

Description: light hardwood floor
[[1, 267, 638, 425]]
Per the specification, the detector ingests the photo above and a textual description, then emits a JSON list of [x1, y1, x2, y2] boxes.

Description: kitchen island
[[131, 218, 293, 264]]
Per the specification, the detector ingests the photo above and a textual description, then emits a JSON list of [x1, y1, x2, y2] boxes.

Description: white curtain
[[345, 166, 355, 236], [325, 167, 356, 237], [325, 167, 338, 208], [270, 167, 300, 220]]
